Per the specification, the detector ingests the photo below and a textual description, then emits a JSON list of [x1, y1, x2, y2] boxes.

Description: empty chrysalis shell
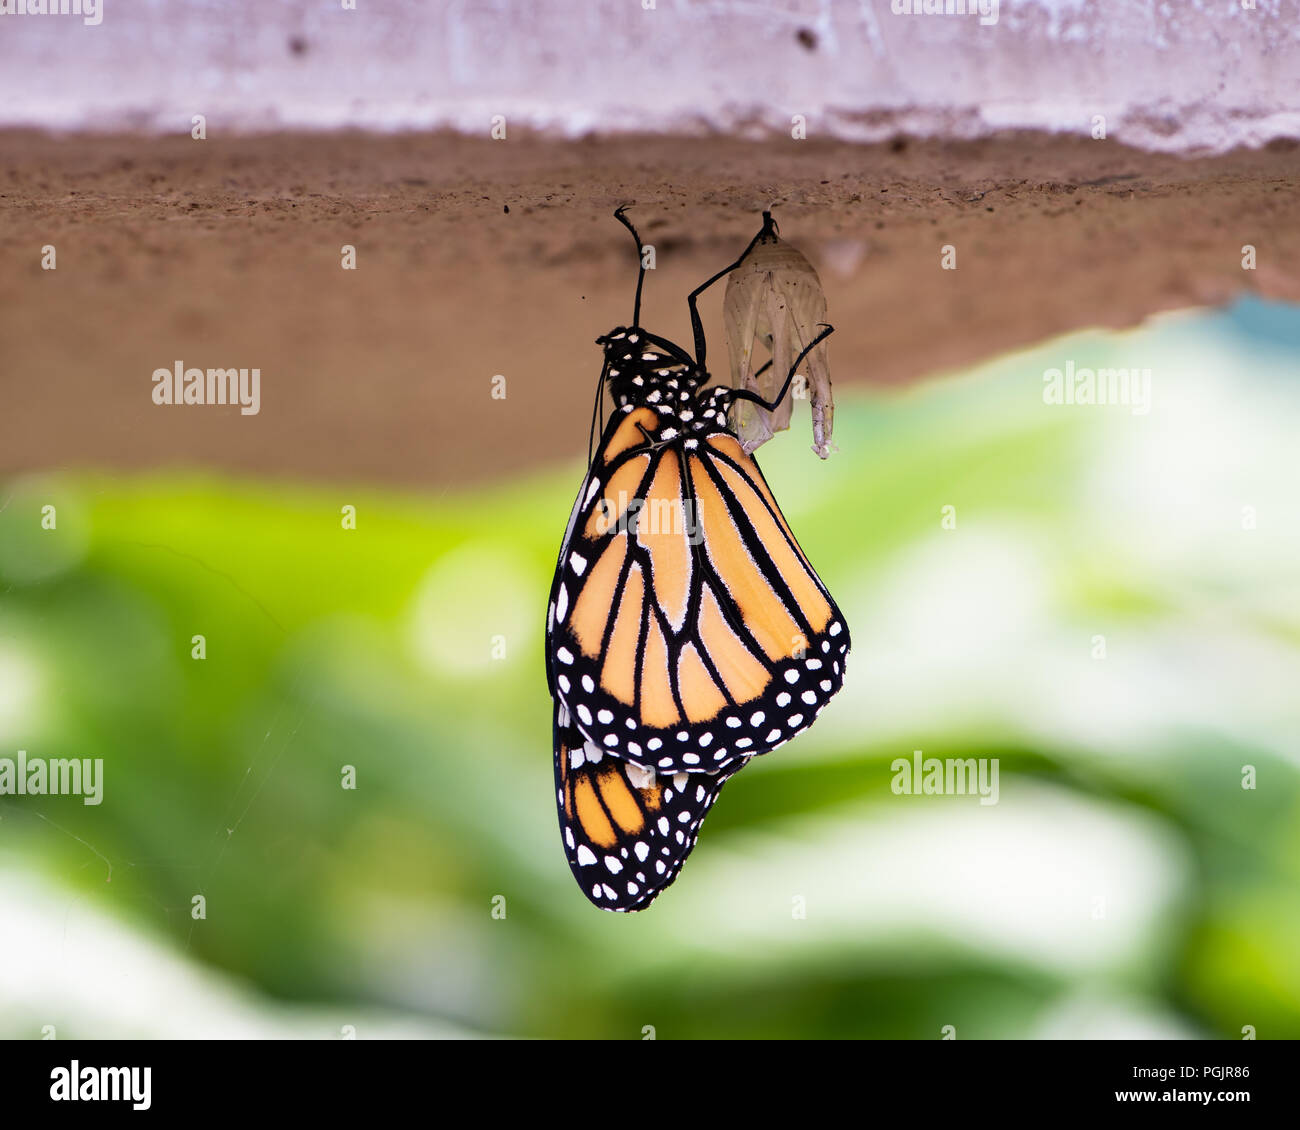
[[724, 212, 834, 458]]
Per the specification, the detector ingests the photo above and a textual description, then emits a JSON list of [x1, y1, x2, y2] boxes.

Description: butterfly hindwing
[[552, 699, 742, 912]]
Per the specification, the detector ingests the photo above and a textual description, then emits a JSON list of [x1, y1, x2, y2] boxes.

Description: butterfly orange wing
[[547, 406, 849, 774]]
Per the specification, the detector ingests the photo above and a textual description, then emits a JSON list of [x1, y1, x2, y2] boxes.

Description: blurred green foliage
[[1, 301, 1297, 1038]]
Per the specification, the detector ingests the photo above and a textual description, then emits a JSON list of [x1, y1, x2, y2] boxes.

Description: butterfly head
[[596, 327, 704, 410]]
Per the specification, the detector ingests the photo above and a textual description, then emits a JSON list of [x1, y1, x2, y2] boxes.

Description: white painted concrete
[[0, 0, 1296, 152]]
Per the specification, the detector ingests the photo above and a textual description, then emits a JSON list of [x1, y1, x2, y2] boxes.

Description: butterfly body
[[546, 212, 850, 911]]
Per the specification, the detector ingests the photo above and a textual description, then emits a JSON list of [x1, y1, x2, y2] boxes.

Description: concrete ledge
[[2, 130, 1295, 485]]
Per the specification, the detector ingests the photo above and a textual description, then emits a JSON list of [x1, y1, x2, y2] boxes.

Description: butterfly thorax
[[597, 326, 732, 437]]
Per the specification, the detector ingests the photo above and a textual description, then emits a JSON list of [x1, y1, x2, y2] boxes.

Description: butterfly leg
[[685, 213, 783, 370], [727, 323, 834, 414]]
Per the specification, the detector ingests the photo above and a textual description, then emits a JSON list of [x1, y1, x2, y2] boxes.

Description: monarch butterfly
[[547, 208, 850, 911]]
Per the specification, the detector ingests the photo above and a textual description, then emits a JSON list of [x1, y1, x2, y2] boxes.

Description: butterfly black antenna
[[586, 206, 648, 466], [613, 205, 648, 329], [685, 210, 779, 370], [587, 354, 612, 467]]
